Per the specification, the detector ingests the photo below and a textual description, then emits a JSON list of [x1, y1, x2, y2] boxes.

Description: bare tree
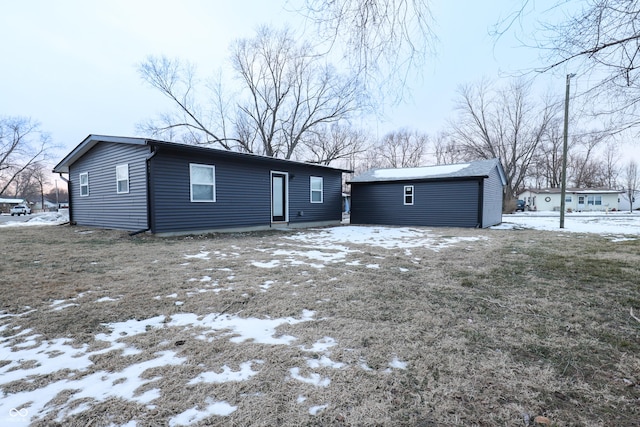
[[528, 118, 564, 188], [230, 26, 365, 159], [139, 26, 366, 162], [568, 132, 608, 188], [432, 132, 462, 165], [599, 141, 621, 188], [0, 117, 52, 196], [371, 128, 428, 168], [300, 0, 436, 102], [496, 0, 640, 131], [302, 124, 368, 165], [448, 79, 558, 202], [624, 160, 638, 212]]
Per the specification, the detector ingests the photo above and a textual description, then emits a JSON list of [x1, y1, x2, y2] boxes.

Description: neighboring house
[[0, 198, 26, 214], [52, 135, 350, 235], [618, 190, 640, 211], [348, 158, 507, 228], [32, 199, 60, 212], [518, 188, 624, 212]]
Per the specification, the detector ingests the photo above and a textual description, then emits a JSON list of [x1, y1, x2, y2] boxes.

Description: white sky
[[1, 0, 638, 166]]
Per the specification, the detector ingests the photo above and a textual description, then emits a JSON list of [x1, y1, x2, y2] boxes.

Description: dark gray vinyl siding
[[288, 169, 343, 224], [350, 180, 481, 227], [149, 150, 343, 233], [68, 143, 149, 231], [482, 166, 504, 227]]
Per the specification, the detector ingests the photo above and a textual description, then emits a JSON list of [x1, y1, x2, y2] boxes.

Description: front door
[[577, 195, 585, 211], [271, 172, 288, 222]]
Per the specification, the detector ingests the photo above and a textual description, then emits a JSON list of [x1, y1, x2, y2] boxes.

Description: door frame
[[270, 171, 289, 223]]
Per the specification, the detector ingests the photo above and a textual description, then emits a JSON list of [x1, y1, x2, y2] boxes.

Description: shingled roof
[[348, 158, 506, 184]]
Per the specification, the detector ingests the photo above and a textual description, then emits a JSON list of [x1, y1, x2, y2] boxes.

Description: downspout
[[477, 179, 484, 228], [128, 145, 158, 236], [58, 173, 73, 224]]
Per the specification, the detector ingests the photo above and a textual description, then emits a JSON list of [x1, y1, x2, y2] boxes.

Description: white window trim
[[310, 176, 323, 203], [404, 185, 414, 205], [190, 163, 216, 202], [79, 172, 89, 197], [116, 164, 129, 194]]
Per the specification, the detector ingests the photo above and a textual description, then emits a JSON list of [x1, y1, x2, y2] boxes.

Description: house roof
[[0, 198, 25, 204], [520, 187, 624, 195], [52, 135, 353, 174], [348, 158, 507, 184]]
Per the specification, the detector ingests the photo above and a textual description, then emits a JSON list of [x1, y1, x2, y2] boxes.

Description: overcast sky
[[2, 0, 637, 165]]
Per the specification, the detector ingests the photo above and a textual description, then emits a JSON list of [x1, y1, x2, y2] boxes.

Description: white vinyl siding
[[404, 185, 414, 205], [79, 172, 89, 197], [190, 164, 216, 202], [310, 176, 323, 203], [116, 164, 129, 194]]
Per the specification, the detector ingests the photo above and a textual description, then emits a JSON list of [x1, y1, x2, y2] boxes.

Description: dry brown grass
[[1, 224, 639, 426]]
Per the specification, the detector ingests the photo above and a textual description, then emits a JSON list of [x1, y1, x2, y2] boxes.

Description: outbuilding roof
[[348, 158, 507, 184], [53, 134, 352, 174]]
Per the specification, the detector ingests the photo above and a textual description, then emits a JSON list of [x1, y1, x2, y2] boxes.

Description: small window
[[190, 164, 216, 202], [565, 195, 572, 203], [116, 164, 129, 194], [404, 185, 414, 205], [79, 172, 89, 197], [310, 176, 323, 203], [595, 195, 602, 205]]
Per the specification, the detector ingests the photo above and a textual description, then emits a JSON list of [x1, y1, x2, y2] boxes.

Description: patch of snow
[[289, 367, 330, 387], [168, 398, 237, 426], [300, 337, 337, 352], [252, 260, 280, 268], [373, 163, 469, 179], [306, 355, 345, 369], [188, 360, 263, 384], [183, 251, 210, 260], [309, 404, 328, 415], [95, 296, 118, 303], [389, 356, 408, 370]]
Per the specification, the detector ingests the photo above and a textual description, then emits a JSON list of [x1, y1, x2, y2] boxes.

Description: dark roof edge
[[146, 140, 352, 173], [347, 175, 488, 184], [53, 134, 353, 174]]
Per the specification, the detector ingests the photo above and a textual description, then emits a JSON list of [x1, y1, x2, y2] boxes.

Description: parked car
[[515, 200, 526, 212], [10, 205, 31, 216]]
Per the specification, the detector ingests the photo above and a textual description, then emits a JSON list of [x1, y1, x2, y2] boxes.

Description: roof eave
[[52, 135, 148, 174]]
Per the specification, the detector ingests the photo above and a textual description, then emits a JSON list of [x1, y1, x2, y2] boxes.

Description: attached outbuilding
[[348, 159, 507, 228], [53, 135, 350, 235]]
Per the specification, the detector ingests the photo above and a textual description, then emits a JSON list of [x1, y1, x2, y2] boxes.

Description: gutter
[[129, 145, 159, 236], [57, 173, 73, 224]]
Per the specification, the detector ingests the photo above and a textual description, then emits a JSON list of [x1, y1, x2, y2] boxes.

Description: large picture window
[[404, 185, 414, 205], [587, 195, 602, 206], [79, 172, 89, 197], [116, 164, 129, 194], [310, 176, 323, 203], [190, 164, 216, 202]]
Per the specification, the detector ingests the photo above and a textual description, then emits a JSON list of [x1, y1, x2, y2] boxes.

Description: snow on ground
[[495, 211, 640, 240], [1, 213, 638, 425], [0, 211, 69, 227]]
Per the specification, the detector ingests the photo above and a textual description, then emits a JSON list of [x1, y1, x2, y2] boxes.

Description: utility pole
[[560, 73, 575, 229]]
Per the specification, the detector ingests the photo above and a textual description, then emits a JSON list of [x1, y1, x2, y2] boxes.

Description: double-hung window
[[116, 164, 129, 194], [79, 172, 89, 197], [190, 164, 216, 202], [310, 176, 323, 203], [404, 185, 414, 205]]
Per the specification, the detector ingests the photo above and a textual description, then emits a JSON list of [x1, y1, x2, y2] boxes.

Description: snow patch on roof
[[373, 163, 469, 179]]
